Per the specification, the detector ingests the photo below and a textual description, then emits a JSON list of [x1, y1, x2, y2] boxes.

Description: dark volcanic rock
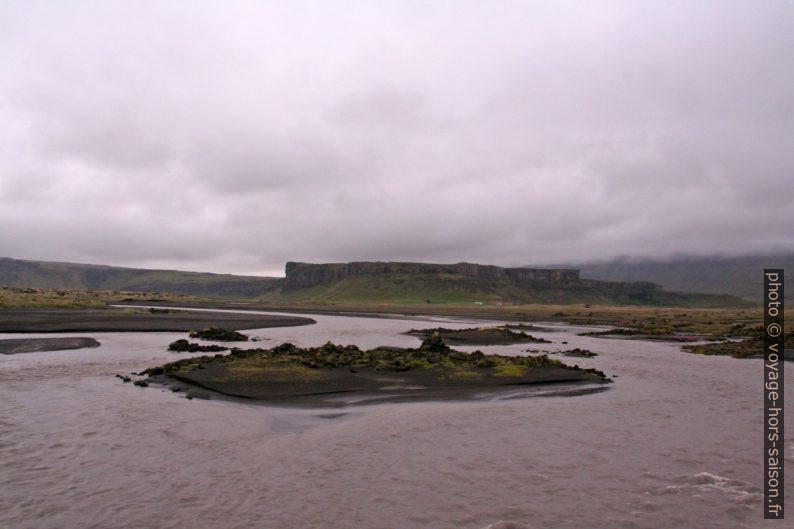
[[419, 331, 452, 354], [407, 326, 552, 345], [283, 261, 580, 290], [168, 339, 228, 353], [579, 328, 643, 337], [189, 327, 249, 342], [140, 337, 612, 403], [683, 330, 794, 359], [560, 348, 598, 358]]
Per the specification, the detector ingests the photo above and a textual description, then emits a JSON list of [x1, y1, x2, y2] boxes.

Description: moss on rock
[[189, 327, 249, 342]]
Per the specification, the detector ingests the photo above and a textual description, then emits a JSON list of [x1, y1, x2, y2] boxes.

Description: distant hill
[[537, 254, 793, 301], [260, 261, 750, 307], [0, 257, 280, 298], [0, 257, 753, 307]]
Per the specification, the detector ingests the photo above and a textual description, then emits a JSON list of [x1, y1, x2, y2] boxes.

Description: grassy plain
[[0, 286, 204, 308]]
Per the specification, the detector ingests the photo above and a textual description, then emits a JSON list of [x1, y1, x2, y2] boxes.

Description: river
[[0, 309, 791, 528]]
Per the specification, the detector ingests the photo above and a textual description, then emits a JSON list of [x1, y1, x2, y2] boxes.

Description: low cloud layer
[[1, 1, 792, 275]]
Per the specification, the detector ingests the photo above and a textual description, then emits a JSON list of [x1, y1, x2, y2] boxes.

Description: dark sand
[[153, 365, 608, 407], [113, 300, 538, 322], [0, 308, 315, 333], [582, 332, 710, 343], [0, 337, 101, 355]]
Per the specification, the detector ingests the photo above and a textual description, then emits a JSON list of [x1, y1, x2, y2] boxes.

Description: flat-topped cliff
[[277, 261, 750, 307], [284, 261, 580, 290]]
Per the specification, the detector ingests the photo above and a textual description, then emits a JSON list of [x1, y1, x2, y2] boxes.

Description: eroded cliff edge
[[279, 261, 750, 307]]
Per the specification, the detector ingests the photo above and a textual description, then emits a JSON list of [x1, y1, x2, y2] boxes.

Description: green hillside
[[0, 257, 280, 298], [264, 266, 749, 308]]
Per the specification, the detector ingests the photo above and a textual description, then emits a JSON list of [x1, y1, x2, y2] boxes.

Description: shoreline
[[149, 373, 611, 407], [1, 302, 783, 362], [0, 336, 101, 355], [0, 307, 315, 333], [110, 299, 763, 327]]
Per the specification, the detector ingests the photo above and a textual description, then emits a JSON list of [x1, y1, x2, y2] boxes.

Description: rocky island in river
[[139, 332, 610, 406], [406, 326, 552, 345]]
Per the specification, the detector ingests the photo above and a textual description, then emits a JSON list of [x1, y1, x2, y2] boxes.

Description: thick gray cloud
[[0, 0, 792, 275]]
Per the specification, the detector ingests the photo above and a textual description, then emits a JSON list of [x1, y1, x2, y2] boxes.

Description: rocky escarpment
[[279, 261, 751, 307], [283, 261, 580, 290]]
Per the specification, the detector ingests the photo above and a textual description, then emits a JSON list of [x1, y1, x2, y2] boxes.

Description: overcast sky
[[0, 1, 791, 276]]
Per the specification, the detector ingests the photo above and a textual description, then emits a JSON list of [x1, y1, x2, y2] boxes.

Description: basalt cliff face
[[279, 261, 750, 307], [283, 261, 580, 290]]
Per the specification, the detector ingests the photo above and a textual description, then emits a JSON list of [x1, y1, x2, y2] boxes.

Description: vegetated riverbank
[[0, 286, 205, 308], [0, 337, 100, 355], [5, 296, 787, 359], [578, 328, 713, 342], [682, 326, 794, 359], [0, 307, 315, 333], [139, 333, 610, 406], [578, 322, 794, 360]]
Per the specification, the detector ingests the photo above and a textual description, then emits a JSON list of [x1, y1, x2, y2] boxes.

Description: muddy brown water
[[0, 307, 791, 529]]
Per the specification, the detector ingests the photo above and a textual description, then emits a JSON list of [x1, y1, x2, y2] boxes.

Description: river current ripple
[[0, 309, 791, 529]]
